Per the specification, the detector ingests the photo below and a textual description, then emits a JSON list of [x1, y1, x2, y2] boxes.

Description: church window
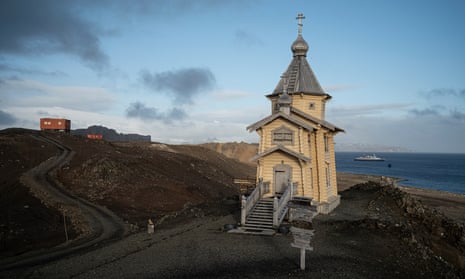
[[324, 134, 329, 152], [325, 164, 331, 189], [309, 102, 315, 110], [272, 126, 294, 145]]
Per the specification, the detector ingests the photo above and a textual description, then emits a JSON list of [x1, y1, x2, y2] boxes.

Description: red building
[[87, 134, 103, 140], [40, 118, 71, 133]]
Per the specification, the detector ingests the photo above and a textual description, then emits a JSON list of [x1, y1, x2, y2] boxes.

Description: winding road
[[0, 134, 126, 271]]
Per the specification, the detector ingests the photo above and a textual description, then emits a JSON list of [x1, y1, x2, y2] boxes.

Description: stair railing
[[273, 181, 294, 228], [241, 180, 269, 225]]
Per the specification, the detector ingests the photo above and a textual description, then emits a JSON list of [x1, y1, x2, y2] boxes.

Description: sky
[[0, 0, 464, 153]]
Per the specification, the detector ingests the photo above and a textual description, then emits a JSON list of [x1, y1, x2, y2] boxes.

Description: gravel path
[[0, 135, 126, 272], [20, 214, 301, 278]]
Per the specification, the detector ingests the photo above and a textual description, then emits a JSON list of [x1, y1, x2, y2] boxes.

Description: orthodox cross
[[296, 13, 305, 35]]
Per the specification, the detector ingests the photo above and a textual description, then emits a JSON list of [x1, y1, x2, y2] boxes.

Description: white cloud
[[2, 105, 259, 144], [323, 85, 359, 92], [328, 103, 412, 117], [0, 79, 116, 111], [211, 89, 250, 100], [333, 112, 465, 153]]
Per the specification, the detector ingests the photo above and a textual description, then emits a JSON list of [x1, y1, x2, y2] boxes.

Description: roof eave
[[251, 145, 311, 162], [247, 112, 316, 132]]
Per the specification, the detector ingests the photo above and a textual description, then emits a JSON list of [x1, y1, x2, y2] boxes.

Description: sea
[[335, 152, 465, 194]]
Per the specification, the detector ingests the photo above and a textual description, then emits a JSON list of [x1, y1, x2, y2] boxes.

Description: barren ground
[[1, 129, 464, 278]]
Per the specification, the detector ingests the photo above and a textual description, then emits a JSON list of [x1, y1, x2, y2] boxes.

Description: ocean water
[[335, 152, 465, 194]]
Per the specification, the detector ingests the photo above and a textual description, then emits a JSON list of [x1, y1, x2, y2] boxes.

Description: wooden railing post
[[241, 195, 247, 225], [273, 196, 279, 228], [290, 181, 293, 200]]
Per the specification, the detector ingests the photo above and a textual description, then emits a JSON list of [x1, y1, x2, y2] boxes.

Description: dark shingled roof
[[291, 107, 345, 133], [268, 34, 330, 99]]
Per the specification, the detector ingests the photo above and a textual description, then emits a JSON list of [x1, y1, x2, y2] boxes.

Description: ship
[[354, 154, 385, 161]]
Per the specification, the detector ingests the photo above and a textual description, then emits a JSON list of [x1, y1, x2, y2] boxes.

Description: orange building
[[40, 118, 71, 133]]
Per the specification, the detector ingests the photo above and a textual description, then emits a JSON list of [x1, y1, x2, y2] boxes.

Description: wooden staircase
[[242, 198, 274, 233]]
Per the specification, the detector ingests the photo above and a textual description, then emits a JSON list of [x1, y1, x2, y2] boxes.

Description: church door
[[273, 164, 291, 195]]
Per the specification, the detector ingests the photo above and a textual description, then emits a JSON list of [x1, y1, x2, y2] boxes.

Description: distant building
[[246, 13, 344, 222], [87, 134, 103, 140], [40, 118, 71, 133]]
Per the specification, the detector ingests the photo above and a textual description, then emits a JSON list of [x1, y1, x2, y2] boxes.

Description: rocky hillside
[[0, 129, 255, 256], [0, 129, 75, 257], [200, 142, 258, 166]]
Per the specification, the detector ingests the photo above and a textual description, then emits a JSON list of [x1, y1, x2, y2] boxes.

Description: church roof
[[267, 14, 330, 99], [291, 107, 345, 133], [247, 111, 316, 132], [269, 56, 330, 98], [250, 145, 311, 162]]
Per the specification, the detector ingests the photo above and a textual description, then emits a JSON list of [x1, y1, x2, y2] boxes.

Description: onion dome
[[291, 35, 309, 57]]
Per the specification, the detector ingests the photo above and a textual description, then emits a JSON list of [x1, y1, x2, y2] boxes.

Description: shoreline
[[337, 172, 465, 224]]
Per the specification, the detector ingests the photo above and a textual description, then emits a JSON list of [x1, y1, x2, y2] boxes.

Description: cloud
[[408, 106, 465, 123], [0, 0, 109, 71], [450, 110, 465, 122], [329, 103, 411, 117], [0, 78, 115, 111], [323, 85, 359, 92], [140, 68, 216, 105], [0, 110, 16, 125], [212, 90, 249, 100], [421, 88, 465, 99], [409, 107, 440, 117], [234, 29, 263, 46], [126, 102, 187, 122], [0, 63, 67, 77], [332, 108, 465, 153]]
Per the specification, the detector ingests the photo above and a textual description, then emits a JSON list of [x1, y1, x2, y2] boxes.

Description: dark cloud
[[126, 102, 187, 122], [0, 0, 108, 71], [421, 88, 465, 99], [234, 29, 263, 46], [0, 110, 16, 125], [409, 107, 465, 123], [140, 68, 215, 105], [102, 0, 258, 18], [409, 108, 440, 117], [450, 110, 465, 121]]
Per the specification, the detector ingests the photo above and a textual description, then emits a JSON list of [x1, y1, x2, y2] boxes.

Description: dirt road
[[0, 135, 126, 271]]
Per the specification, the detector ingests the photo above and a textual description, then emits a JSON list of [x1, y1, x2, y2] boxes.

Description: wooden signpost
[[289, 202, 317, 270], [290, 226, 314, 270]]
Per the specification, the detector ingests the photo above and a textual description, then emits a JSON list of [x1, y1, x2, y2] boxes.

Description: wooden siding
[[253, 93, 340, 207], [259, 151, 302, 195], [259, 121, 310, 156], [291, 94, 327, 119]]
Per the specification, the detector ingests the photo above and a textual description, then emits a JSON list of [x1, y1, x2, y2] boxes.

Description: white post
[[273, 196, 279, 228], [300, 248, 306, 270], [241, 195, 247, 225]]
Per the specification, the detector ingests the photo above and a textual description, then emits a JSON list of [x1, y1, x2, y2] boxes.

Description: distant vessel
[[354, 154, 385, 161]]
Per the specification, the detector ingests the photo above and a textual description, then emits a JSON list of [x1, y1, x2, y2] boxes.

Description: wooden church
[[240, 13, 344, 233]]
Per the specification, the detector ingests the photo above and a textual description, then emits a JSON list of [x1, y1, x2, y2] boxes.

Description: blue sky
[[1, 0, 464, 153]]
